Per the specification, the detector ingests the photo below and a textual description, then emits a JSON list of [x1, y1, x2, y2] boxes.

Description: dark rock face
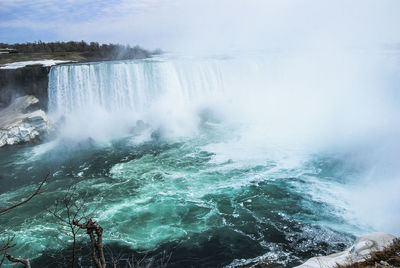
[[0, 66, 50, 110]]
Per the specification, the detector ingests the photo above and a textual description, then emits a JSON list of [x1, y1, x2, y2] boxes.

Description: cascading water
[[1, 53, 399, 267], [48, 59, 228, 115]]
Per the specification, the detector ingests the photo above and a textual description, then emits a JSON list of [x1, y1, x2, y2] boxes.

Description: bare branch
[[5, 253, 30, 268], [0, 173, 50, 216], [0, 235, 15, 266]]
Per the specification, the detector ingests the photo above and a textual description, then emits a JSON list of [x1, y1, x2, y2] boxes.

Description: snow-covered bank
[[0, 60, 73, 69], [295, 233, 397, 268], [0, 95, 49, 147]]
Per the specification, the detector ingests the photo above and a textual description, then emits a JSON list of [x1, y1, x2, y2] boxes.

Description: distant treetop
[[0, 41, 161, 60]]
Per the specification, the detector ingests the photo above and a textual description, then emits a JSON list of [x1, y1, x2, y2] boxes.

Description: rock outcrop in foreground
[[295, 233, 397, 268], [0, 95, 49, 147]]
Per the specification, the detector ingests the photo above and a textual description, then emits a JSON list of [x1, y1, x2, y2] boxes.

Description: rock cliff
[[0, 65, 50, 110]]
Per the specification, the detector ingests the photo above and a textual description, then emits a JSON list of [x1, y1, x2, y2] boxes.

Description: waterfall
[[46, 53, 398, 148], [48, 58, 232, 115]]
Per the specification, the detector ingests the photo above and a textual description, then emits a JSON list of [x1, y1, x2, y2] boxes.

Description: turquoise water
[[0, 122, 365, 267]]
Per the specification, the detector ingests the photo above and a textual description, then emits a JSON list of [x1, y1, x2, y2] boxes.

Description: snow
[[0, 60, 73, 69], [294, 233, 396, 268]]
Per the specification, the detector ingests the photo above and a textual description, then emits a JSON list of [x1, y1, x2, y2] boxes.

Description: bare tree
[[73, 218, 106, 268], [105, 247, 154, 268], [157, 251, 172, 268], [126, 254, 154, 268], [104, 246, 172, 268], [105, 246, 124, 268], [46, 186, 97, 268], [124, 250, 171, 268], [47, 189, 82, 267]]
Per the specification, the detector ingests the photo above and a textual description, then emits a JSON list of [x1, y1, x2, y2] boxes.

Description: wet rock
[[0, 65, 50, 109]]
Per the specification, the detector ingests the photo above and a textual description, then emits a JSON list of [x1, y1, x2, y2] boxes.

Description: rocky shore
[[295, 233, 397, 268], [226, 233, 398, 268], [0, 95, 49, 147]]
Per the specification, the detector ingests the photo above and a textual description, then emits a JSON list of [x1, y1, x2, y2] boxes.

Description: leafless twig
[[5, 252, 30, 268], [0, 173, 50, 216], [0, 234, 15, 266]]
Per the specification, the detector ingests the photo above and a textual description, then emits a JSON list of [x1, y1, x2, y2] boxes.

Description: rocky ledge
[[0, 95, 49, 147]]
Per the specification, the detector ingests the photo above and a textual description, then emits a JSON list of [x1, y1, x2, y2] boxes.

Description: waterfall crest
[[48, 59, 232, 115]]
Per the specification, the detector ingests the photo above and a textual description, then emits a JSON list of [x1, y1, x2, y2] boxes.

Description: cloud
[[1, 0, 400, 51]]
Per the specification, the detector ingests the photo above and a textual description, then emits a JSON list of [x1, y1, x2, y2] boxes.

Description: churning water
[[1, 52, 400, 267]]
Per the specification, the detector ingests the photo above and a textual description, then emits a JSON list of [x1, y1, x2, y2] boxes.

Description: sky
[[1, 0, 400, 52]]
